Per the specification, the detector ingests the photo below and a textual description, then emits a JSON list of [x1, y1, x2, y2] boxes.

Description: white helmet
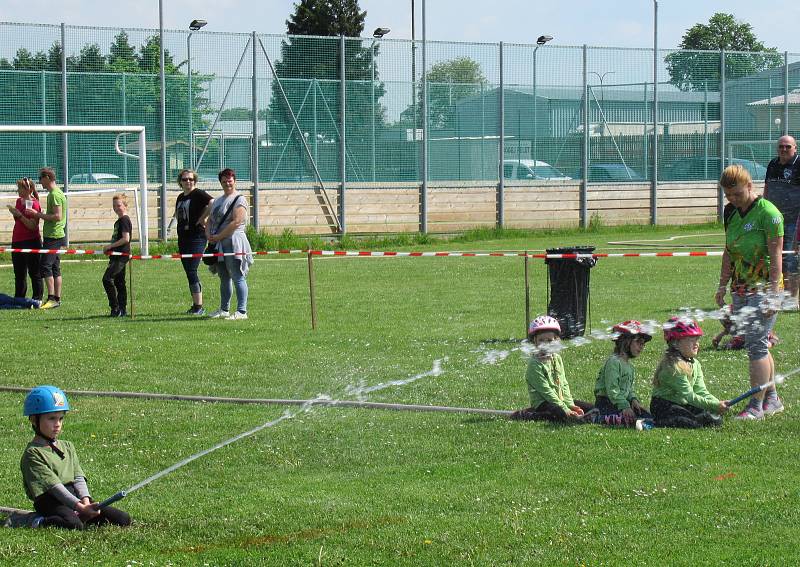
[[528, 315, 561, 337]]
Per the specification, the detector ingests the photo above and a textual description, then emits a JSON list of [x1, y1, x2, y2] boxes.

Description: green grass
[[1, 224, 798, 565]]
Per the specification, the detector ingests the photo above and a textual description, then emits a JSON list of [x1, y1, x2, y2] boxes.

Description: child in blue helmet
[[20, 385, 130, 529], [510, 315, 596, 423]]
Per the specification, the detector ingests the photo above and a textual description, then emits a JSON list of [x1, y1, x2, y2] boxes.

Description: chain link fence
[[1, 21, 797, 230]]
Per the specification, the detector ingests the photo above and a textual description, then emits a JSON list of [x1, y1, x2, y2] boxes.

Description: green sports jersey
[[525, 353, 574, 412], [594, 354, 639, 410], [20, 439, 85, 501], [43, 187, 67, 239], [724, 197, 783, 288]]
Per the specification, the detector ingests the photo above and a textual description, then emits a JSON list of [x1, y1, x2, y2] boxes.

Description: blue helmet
[[23, 386, 70, 416]]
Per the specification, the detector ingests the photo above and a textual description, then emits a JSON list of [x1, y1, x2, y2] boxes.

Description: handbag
[[202, 195, 241, 266]]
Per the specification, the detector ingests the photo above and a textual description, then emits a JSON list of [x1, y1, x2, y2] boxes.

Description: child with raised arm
[[593, 320, 654, 429], [511, 315, 596, 423], [21, 385, 130, 529], [101, 194, 132, 317], [650, 317, 729, 428]]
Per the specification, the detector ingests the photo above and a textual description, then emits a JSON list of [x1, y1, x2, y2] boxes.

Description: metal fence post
[[651, 2, 658, 226], [40, 70, 47, 166], [251, 31, 259, 230], [60, 23, 69, 246], [581, 44, 589, 229], [718, 49, 726, 221], [159, 1, 168, 241], [339, 35, 347, 234], [420, 0, 428, 234], [784, 51, 790, 135], [498, 41, 505, 228]]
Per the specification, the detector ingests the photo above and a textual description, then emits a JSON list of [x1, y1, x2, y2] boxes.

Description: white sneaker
[[226, 311, 248, 320], [208, 309, 230, 319]]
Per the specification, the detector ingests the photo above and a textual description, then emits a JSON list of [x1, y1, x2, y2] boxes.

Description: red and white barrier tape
[[1, 247, 796, 260]]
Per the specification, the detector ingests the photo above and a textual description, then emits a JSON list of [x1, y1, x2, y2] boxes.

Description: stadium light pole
[[187, 19, 207, 169], [372, 28, 391, 182], [532, 34, 553, 176]]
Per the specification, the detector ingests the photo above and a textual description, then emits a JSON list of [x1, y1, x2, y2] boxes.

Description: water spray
[[98, 359, 446, 509], [725, 366, 800, 407]]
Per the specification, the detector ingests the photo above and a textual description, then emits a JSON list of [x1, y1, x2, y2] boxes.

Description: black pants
[[511, 399, 594, 422], [102, 257, 128, 310], [594, 395, 653, 426], [179, 234, 206, 295], [11, 238, 43, 300], [33, 483, 130, 530], [39, 237, 65, 279], [651, 396, 722, 429]]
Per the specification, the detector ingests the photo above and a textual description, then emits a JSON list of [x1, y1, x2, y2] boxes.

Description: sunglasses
[[180, 177, 196, 182], [778, 144, 794, 149]]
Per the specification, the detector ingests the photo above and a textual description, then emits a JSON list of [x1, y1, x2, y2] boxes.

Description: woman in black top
[[174, 169, 213, 315]]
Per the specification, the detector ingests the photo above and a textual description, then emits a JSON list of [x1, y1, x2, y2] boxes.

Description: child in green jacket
[[511, 315, 595, 423], [650, 317, 729, 428], [594, 320, 654, 429]]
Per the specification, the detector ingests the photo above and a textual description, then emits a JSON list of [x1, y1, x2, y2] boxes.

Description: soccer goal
[[0, 125, 150, 255]]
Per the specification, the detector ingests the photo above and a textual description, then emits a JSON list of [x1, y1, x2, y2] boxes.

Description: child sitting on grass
[[511, 315, 596, 423], [650, 317, 729, 428], [21, 385, 130, 529], [593, 320, 654, 429]]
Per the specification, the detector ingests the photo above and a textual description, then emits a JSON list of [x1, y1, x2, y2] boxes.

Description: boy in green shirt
[[27, 168, 66, 309]]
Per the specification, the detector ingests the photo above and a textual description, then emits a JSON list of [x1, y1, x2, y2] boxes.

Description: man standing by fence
[[27, 168, 66, 309], [764, 135, 800, 310]]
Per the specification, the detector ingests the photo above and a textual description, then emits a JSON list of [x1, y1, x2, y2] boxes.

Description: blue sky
[[3, 0, 800, 51]]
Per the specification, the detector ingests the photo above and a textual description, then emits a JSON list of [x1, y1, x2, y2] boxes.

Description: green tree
[[267, 0, 386, 181], [108, 31, 139, 73], [411, 57, 487, 130], [665, 13, 782, 91]]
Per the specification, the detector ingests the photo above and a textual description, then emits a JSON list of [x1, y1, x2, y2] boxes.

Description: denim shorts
[[783, 222, 798, 275], [731, 291, 777, 360]]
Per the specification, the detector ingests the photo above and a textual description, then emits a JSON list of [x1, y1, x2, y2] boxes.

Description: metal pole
[[581, 44, 589, 228], [719, 49, 726, 221], [372, 40, 376, 181], [251, 31, 259, 230], [523, 251, 530, 338], [533, 44, 538, 174], [139, 129, 150, 256], [768, 76, 773, 140], [411, 0, 417, 146], [159, 0, 168, 241], [420, 0, 428, 233], [128, 256, 135, 319], [339, 35, 347, 234], [187, 32, 193, 169], [60, 23, 69, 246], [784, 51, 790, 135], [122, 72, 128, 183], [41, 70, 47, 166], [498, 41, 505, 228], [703, 80, 708, 179], [651, 0, 658, 225], [643, 82, 648, 177]]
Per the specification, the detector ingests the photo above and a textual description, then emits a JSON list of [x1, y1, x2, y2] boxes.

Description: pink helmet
[[528, 315, 561, 337], [663, 317, 704, 342], [612, 320, 652, 342]]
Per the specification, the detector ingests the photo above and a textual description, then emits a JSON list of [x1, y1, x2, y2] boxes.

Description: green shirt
[[651, 358, 720, 413], [594, 354, 639, 410], [43, 187, 67, 239], [724, 197, 783, 288], [20, 439, 85, 501], [525, 353, 574, 412]]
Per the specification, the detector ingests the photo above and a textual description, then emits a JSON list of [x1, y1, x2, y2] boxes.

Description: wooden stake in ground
[[523, 251, 530, 336], [307, 251, 317, 330], [128, 256, 135, 319]]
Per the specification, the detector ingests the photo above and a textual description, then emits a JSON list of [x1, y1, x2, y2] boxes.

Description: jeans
[[731, 291, 777, 360], [178, 233, 207, 294], [102, 257, 129, 310], [217, 254, 248, 313], [11, 238, 43, 300], [0, 293, 40, 309]]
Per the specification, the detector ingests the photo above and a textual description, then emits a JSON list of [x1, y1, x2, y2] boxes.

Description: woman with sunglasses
[[6, 177, 43, 302], [174, 169, 213, 315]]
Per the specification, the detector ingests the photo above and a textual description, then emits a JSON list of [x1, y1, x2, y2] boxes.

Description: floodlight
[[189, 20, 207, 31], [536, 35, 553, 45], [373, 27, 391, 39]]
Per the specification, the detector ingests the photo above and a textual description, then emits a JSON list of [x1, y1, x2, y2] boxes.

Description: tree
[[665, 13, 782, 91], [108, 31, 139, 73], [267, 0, 386, 181], [404, 57, 487, 130]]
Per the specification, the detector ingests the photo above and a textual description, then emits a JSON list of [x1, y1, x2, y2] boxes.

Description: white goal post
[[0, 124, 149, 255]]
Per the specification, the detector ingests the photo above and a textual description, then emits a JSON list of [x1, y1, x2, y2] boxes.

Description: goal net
[[0, 125, 150, 255]]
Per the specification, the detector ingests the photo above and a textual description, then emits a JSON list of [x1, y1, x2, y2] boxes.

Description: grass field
[[1, 224, 798, 565]]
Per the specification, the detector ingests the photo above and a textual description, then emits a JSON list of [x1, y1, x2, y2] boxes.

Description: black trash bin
[[545, 246, 597, 339]]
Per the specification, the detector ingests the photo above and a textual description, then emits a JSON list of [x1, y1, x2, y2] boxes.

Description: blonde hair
[[719, 164, 752, 190], [652, 345, 693, 387], [16, 177, 39, 201], [112, 193, 128, 207]]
